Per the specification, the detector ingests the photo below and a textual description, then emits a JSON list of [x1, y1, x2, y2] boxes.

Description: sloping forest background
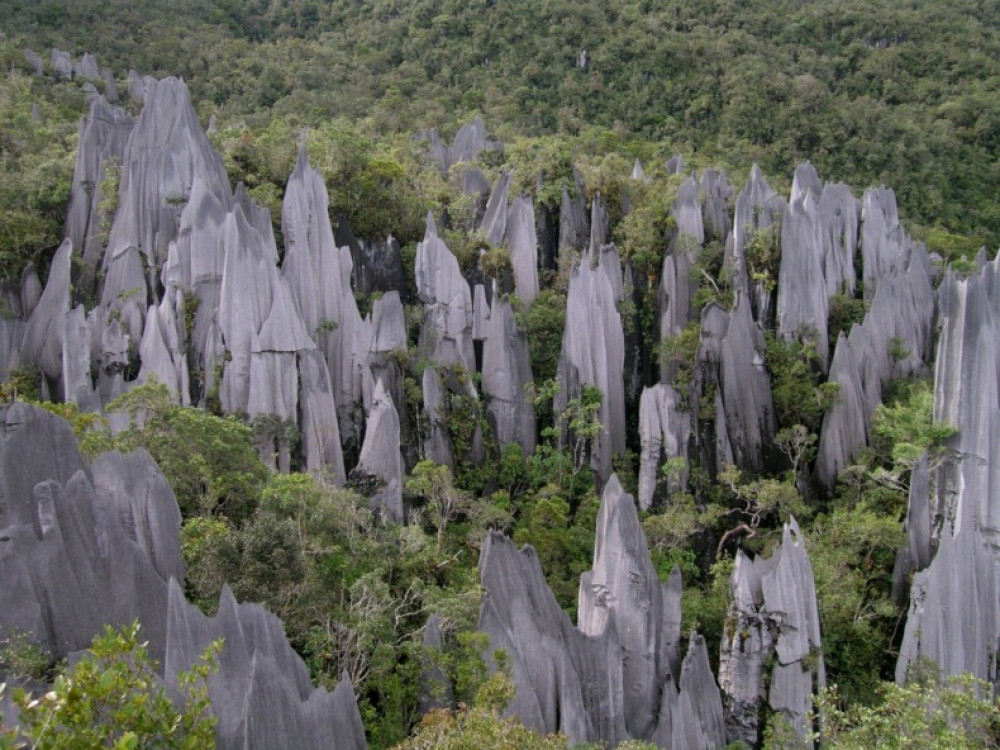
[[1, 0, 999, 747]]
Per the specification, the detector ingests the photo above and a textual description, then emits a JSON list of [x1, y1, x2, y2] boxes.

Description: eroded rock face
[[731, 165, 785, 326], [506, 194, 540, 305], [164, 581, 367, 750], [637, 384, 690, 510], [555, 253, 626, 482], [0, 404, 367, 749], [350, 379, 403, 522], [718, 519, 824, 747], [482, 297, 536, 454], [478, 475, 726, 747], [895, 257, 1000, 687]]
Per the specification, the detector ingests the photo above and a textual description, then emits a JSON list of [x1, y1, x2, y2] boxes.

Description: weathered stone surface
[[555, 254, 626, 481], [891, 452, 932, 602], [415, 214, 475, 374], [23, 48, 43, 75], [22, 240, 73, 394], [298, 349, 346, 483], [351, 379, 403, 522], [50, 49, 73, 79], [164, 580, 366, 750], [558, 170, 589, 261], [701, 169, 733, 244], [335, 219, 407, 299], [720, 293, 775, 471], [815, 332, 868, 488], [63, 305, 99, 412], [731, 165, 785, 325], [777, 192, 829, 368], [506, 194, 540, 305], [102, 77, 231, 318], [637, 384, 690, 510], [479, 476, 724, 747], [819, 182, 860, 299], [672, 175, 705, 247], [74, 53, 100, 81], [589, 193, 610, 257], [480, 171, 509, 247], [861, 187, 910, 300], [719, 519, 824, 747], [64, 96, 133, 274], [579, 475, 681, 739], [482, 297, 536, 454]]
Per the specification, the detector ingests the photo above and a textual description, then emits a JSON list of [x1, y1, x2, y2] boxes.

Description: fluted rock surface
[[637, 384, 690, 510], [164, 581, 366, 750], [719, 519, 824, 747], [506, 194, 540, 305], [350, 379, 403, 522], [482, 297, 536, 453], [556, 253, 626, 481], [478, 475, 726, 747]]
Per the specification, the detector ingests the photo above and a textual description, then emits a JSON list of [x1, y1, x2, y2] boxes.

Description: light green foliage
[[515, 289, 566, 385], [31, 400, 113, 458], [0, 622, 218, 750], [871, 379, 955, 472], [744, 223, 781, 292], [766, 332, 841, 434], [826, 293, 867, 354], [406, 461, 472, 554], [0, 69, 80, 280], [0, 630, 50, 682], [392, 668, 568, 750], [808, 505, 903, 704], [810, 673, 1000, 749], [107, 382, 269, 521], [617, 169, 683, 275]]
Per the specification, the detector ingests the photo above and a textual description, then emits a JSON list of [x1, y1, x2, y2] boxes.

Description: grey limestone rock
[[298, 348, 346, 483], [719, 518, 824, 747], [482, 297, 536, 454], [415, 214, 475, 374], [637, 384, 690, 511], [164, 580, 366, 750], [472, 283, 490, 341], [589, 192, 611, 258], [422, 366, 456, 471], [102, 77, 231, 322], [479, 171, 509, 246], [700, 169, 733, 244], [335, 219, 407, 299], [22, 240, 73, 395], [350, 378, 403, 522], [672, 175, 705, 247], [815, 333, 868, 489], [665, 155, 685, 175], [478, 529, 627, 746], [578, 475, 681, 739], [50, 49, 73, 79], [101, 68, 119, 103], [720, 293, 775, 471], [506, 194, 540, 305], [74, 53, 100, 82], [63, 305, 99, 412], [64, 95, 133, 277], [555, 255, 626, 481], [819, 182, 860, 299], [478, 475, 726, 747], [731, 165, 785, 325], [777, 191, 829, 369], [891, 452, 932, 603], [558, 170, 590, 264], [861, 187, 910, 300], [23, 48, 43, 76]]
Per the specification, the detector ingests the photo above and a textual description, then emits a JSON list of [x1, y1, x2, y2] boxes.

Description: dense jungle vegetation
[[2, 0, 1000, 747]]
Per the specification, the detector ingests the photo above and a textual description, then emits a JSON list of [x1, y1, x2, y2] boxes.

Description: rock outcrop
[[718, 519, 824, 747], [0, 404, 367, 749]]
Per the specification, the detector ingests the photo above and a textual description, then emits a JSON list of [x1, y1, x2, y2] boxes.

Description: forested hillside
[[3, 0, 1000, 246], [2, 2, 1000, 748]]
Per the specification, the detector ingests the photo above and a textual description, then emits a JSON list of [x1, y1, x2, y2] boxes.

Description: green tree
[[0, 622, 219, 750]]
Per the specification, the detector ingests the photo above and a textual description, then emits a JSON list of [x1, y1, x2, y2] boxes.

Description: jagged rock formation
[[731, 165, 785, 326], [637, 384, 690, 510], [555, 251, 626, 481], [0, 403, 366, 749], [64, 95, 134, 276], [895, 257, 1000, 686], [719, 293, 775, 472], [478, 475, 726, 747], [482, 296, 536, 453], [164, 580, 366, 750], [418, 614, 453, 715], [718, 519, 824, 747], [350, 378, 403, 522], [506, 194, 540, 305]]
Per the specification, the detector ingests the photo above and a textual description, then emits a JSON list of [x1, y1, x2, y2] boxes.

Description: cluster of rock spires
[[4, 62, 1000, 747], [476, 475, 824, 748], [0, 403, 366, 749]]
